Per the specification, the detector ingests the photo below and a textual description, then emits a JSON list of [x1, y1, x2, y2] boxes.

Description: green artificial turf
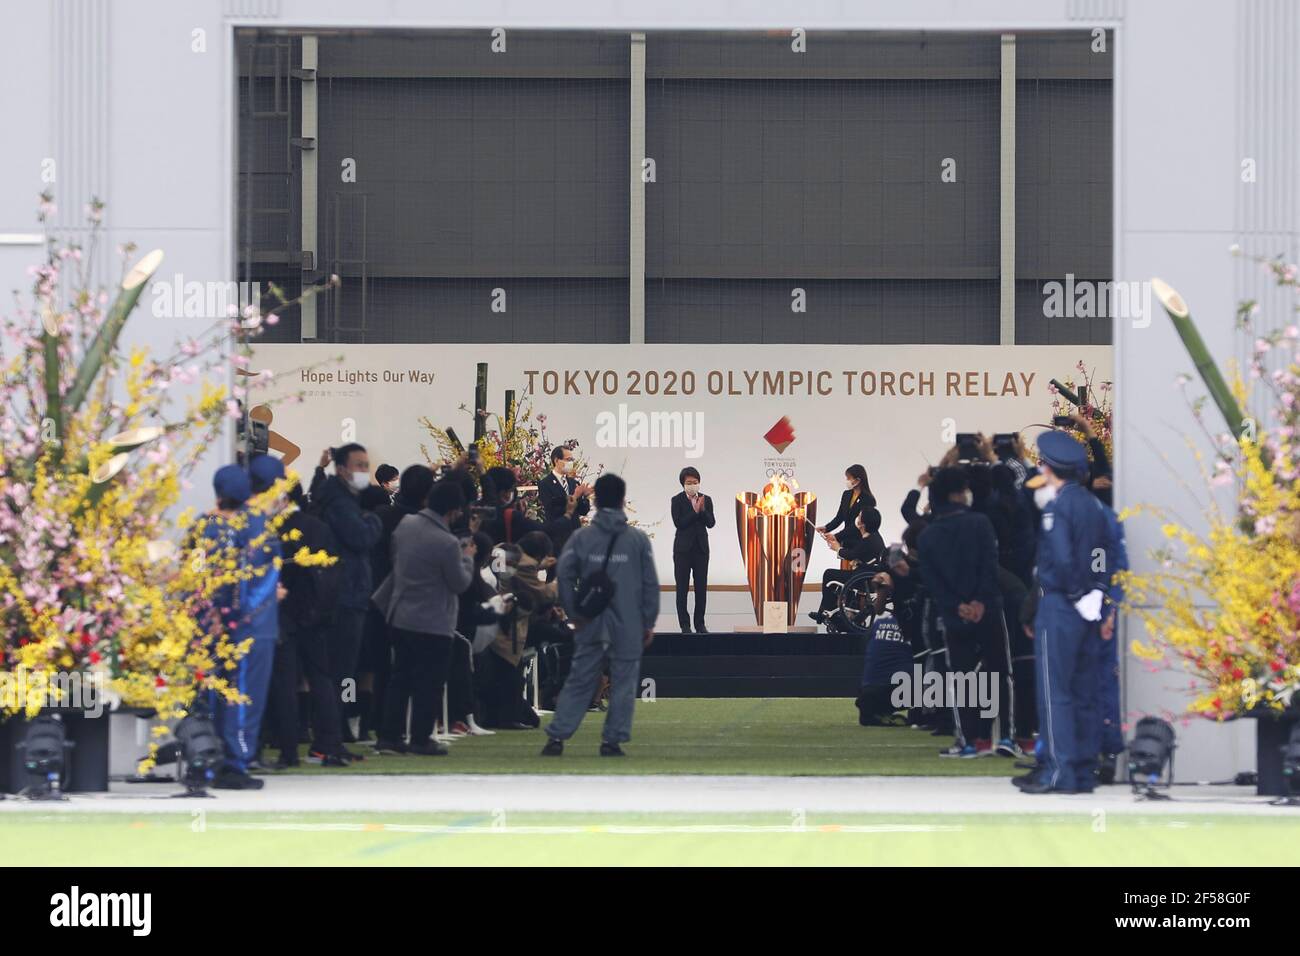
[[274, 698, 1020, 777], [4, 811, 1297, 866]]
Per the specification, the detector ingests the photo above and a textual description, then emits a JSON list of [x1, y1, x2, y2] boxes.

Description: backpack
[[573, 530, 622, 620]]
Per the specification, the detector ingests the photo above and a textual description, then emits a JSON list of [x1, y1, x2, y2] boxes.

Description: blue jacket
[[202, 508, 281, 640], [314, 474, 382, 611], [1099, 500, 1129, 607], [1036, 482, 1113, 601], [861, 614, 914, 687], [556, 507, 659, 656]]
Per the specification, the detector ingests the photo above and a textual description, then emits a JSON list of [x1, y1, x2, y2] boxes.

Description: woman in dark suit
[[817, 464, 877, 550], [670, 467, 715, 633]]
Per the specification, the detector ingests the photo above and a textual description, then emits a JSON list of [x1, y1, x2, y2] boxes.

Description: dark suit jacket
[[539, 471, 591, 525], [671, 491, 715, 555], [825, 488, 875, 547]]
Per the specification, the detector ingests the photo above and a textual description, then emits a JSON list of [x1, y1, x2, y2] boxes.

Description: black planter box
[[1249, 707, 1300, 797], [0, 707, 110, 794]]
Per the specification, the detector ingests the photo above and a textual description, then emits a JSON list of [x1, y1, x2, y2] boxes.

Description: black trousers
[[817, 568, 858, 616], [478, 650, 532, 728], [942, 611, 1013, 745], [359, 606, 392, 734], [381, 629, 452, 745], [673, 550, 709, 629], [855, 684, 897, 726], [266, 628, 301, 760], [447, 635, 474, 725], [327, 606, 366, 737], [270, 618, 343, 757]]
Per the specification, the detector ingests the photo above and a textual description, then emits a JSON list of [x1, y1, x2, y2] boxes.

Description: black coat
[[538, 471, 591, 525], [671, 491, 715, 555], [837, 522, 885, 565], [278, 508, 340, 632], [916, 502, 1002, 628], [824, 488, 875, 546], [312, 474, 383, 611]]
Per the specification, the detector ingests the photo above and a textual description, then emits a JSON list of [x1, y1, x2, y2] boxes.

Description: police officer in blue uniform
[[202, 463, 282, 790], [1016, 432, 1112, 795]]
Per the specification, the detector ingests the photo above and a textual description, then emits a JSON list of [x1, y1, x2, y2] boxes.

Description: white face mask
[[1033, 485, 1058, 510], [350, 471, 371, 491], [384, 481, 398, 495], [962, 491, 974, 508], [846, 479, 858, 490], [684, 483, 700, 496]]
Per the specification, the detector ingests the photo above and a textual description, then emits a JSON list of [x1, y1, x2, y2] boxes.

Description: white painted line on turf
[[1, 776, 1292, 816], [204, 822, 968, 835]]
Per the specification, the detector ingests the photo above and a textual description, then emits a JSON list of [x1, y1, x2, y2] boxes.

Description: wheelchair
[[822, 558, 893, 636]]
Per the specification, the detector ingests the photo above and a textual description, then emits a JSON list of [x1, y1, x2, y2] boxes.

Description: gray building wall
[[2, 0, 1296, 779], [235, 28, 1106, 345]]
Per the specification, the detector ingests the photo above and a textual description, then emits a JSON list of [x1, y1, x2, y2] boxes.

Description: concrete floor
[[1, 774, 1293, 817]]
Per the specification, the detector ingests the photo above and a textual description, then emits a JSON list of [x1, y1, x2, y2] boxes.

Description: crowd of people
[[826, 413, 1126, 795], [195, 443, 659, 789], [192, 411, 1121, 797]]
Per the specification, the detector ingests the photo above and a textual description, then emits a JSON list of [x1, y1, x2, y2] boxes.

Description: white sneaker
[[466, 715, 496, 737]]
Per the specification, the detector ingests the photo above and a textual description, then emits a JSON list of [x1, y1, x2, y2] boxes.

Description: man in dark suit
[[539, 447, 592, 544], [670, 467, 715, 633]]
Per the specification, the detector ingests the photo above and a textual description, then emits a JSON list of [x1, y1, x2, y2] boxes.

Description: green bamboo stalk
[[64, 249, 163, 416], [1152, 278, 1249, 439], [473, 362, 488, 443], [41, 306, 62, 460]]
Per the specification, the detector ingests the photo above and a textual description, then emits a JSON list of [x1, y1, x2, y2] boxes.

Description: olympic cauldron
[[734, 473, 817, 626]]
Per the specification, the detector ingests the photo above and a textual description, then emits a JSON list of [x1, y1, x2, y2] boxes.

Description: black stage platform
[[641, 631, 865, 698]]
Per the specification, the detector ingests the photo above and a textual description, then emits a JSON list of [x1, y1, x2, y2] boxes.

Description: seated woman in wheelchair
[[809, 508, 887, 626]]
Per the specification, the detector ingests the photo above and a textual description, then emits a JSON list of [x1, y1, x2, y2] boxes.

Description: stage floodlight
[[1127, 716, 1176, 800], [18, 714, 73, 800], [172, 714, 224, 798]]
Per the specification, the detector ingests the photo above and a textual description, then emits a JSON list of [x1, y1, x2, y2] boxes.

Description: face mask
[[846, 479, 858, 490], [384, 481, 398, 495], [1034, 485, 1058, 510], [962, 491, 974, 508], [685, 483, 700, 496], [350, 471, 370, 491]]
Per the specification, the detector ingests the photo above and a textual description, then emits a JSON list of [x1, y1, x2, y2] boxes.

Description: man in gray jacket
[[542, 473, 659, 757], [372, 481, 475, 756]]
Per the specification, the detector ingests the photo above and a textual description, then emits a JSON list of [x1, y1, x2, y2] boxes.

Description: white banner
[[250, 344, 1111, 586]]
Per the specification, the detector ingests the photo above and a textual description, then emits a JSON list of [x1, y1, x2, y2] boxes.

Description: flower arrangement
[[1044, 361, 1113, 466], [421, 390, 596, 520], [0, 195, 330, 751], [1118, 256, 1300, 719]]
